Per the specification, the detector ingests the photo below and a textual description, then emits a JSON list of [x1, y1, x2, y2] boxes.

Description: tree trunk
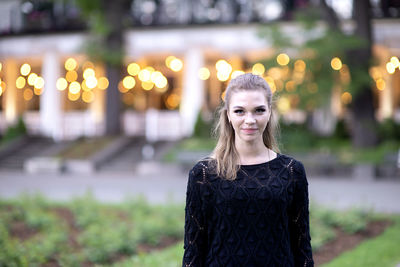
[[103, 0, 125, 135], [348, 0, 378, 148]]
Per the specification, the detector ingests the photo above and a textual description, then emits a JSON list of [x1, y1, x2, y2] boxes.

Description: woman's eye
[[256, 108, 266, 113], [233, 110, 244, 114]]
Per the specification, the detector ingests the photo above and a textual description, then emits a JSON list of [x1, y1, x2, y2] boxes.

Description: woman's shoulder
[[276, 153, 306, 172]]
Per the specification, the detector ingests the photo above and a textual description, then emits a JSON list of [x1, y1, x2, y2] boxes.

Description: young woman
[[182, 73, 313, 267]]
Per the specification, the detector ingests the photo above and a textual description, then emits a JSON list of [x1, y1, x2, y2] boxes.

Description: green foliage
[[257, 8, 371, 110], [378, 118, 400, 141], [322, 216, 400, 267], [1, 116, 27, 144], [193, 112, 214, 138]]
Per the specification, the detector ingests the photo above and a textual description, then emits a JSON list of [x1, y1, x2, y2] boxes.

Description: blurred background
[[0, 0, 400, 266]]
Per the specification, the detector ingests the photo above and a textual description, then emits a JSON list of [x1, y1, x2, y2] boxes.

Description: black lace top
[[182, 154, 314, 267]]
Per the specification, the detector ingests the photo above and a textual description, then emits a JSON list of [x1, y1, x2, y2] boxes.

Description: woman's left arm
[[289, 160, 314, 267]]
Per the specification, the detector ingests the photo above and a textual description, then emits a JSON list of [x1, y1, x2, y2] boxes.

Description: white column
[[180, 48, 205, 137], [41, 52, 63, 141]]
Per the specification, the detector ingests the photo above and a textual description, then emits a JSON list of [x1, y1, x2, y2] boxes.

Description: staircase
[[0, 136, 59, 171]]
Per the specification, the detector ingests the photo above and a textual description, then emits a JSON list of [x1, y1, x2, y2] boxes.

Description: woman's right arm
[[182, 165, 207, 267]]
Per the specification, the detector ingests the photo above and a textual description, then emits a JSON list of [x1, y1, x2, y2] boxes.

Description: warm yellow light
[[138, 69, 151, 82], [82, 81, 90, 92], [142, 81, 154, 90], [277, 53, 290, 66], [16, 76, 26, 89], [65, 58, 78, 71], [1, 81, 6, 91], [215, 60, 232, 75], [98, 77, 109, 90], [390, 56, 399, 68], [268, 67, 282, 80], [231, 70, 244, 79], [154, 76, 168, 89], [0, 62, 2, 72], [252, 63, 265, 75], [331, 57, 342, 70], [82, 61, 94, 70], [122, 76, 135, 89], [23, 88, 33, 101], [20, 63, 31, 76], [155, 84, 168, 93], [376, 78, 385, 91], [83, 68, 95, 79], [198, 67, 210, 80], [264, 76, 276, 93], [277, 97, 290, 113], [68, 91, 80, 101], [66, 70, 78, 82], [369, 67, 381, 80], [285, 80, 296, 92], [82, 91, 94, 103], [150, 71, 163, 83], [27, 73, 38, 86], [170, 58, 183, 72], [85, 76, 97, 89], [386, 62, 395, 74], [217, 71, 230, 82], [294, 60, 306, 72], [127, 63, 141, 76], [69, 81, 81, 94], [165, 56, 176, 68], [341, 92, 352, 104], [221, 91, 226, 101], [34, 77, 45, 89], [166, 93, 180, 109], [122, 92, 134, 106], [34, 87, 43, 95], [216, 60, 228, 70], [56, 78, 68, 91], [118, 81, 129, 93], [0, 86, 3, 96]]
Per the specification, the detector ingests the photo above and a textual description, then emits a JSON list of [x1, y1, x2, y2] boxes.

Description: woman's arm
[[182, 164, 207, 267], [289, 160, 314, 267]]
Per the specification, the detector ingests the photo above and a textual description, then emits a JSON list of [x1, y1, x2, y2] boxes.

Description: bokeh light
[[277, 53, 290, 66], [85, 76, 98, 89], [98, 77, 109, 90], [82, 91, 95, 103], [376, 78, 385, 91], [23, 88, 33, 100], [16, 76, 26, 89], [198, 67, 210, 80], [341, 92, 352, 104], [68, 91, 80, 101], [27, 73, 38, 86], [66, 70, 78, 82], [294, 60, 306, 72], [65, 58, 78, 71], [20, 63, 31, 76], [83, 68, 95, 80], [166, 93, 180, 109], [127, 63, 141, 76], [69, 81, 81, 94], [142, 81, 154, 90], [34, 77, 45, 89], [252, 63, 265, 75], [386, 62, 395, 74], [331, 57, 342, 70], [231, 70, 244, 79], [170, 58, 183, 72], [56, 78, 68, 91], [123, 76, 136, 89]]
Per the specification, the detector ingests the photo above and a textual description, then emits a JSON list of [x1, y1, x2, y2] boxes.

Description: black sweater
[[182, 154, 314, 267]]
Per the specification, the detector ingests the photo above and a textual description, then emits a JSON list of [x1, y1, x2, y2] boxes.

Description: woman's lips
[[242, 128, 257, 134]]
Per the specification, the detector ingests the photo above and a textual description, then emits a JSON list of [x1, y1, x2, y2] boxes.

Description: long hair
[[210, 73, 280, 180]]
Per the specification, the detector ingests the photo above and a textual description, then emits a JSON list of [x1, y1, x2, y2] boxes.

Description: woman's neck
[[235, 139, 276, 165]]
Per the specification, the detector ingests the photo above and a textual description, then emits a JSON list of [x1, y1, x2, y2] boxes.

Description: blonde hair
[[210, 73, 280, 180]]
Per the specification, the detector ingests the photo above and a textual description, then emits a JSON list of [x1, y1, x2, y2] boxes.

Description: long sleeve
[[182, 165, 207, 267], [289, 161, 314, 267]]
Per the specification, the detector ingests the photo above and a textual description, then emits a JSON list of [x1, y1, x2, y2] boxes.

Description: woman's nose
[[244, 113, 256, 124]]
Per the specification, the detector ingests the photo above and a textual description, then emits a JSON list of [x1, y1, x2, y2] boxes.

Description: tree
[[258, 0, 378, 148], [76, 0, 130, 135]]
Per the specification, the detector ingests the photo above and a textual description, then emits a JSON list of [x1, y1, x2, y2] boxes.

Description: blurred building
[[0, 0, 399, 141]]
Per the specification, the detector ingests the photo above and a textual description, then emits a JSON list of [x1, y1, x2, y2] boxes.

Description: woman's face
[[227, 90, 270, 144]]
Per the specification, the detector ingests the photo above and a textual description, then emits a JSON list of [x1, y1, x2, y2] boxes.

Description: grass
[[322, 215, 400, 267], [1, 194, 397, 266], [56, 137, 115, 159]]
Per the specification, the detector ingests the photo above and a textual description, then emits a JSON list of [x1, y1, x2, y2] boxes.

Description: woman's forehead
[[229, 90, 267, 106]]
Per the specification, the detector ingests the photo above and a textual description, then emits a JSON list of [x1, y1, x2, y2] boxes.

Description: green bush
[[1, 116, 27, 144], [378, 118, 400, 141]]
